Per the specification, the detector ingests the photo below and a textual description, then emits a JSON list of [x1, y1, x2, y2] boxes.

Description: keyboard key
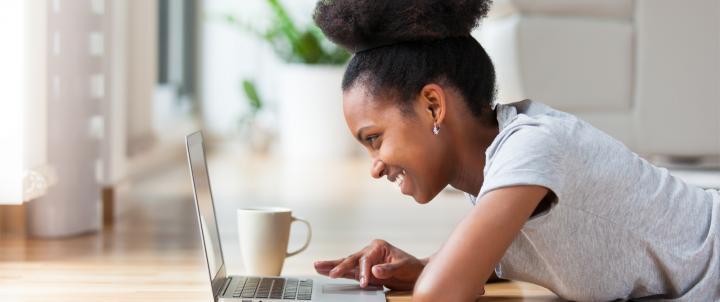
[[270, 278, 286, 299], [240, 277, 260, 298], [256, 277, 277, 298], [283, 290, 297, 300], [230, 277, 315, 300]]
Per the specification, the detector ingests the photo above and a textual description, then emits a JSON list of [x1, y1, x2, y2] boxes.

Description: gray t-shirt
[[467, 99, 720, 301]]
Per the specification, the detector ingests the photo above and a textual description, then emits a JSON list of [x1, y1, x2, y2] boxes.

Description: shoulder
[[487, 100, 572, 162], [478, 100, 574, 200]]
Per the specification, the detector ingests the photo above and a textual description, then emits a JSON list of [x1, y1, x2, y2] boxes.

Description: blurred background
[[0, 0, 718, 301]]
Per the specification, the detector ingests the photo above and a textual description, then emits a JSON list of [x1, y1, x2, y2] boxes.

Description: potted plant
[[238, 79, 276, 154], [221, 0, 355, 160]]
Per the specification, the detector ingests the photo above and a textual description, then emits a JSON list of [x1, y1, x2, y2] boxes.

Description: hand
[[313, 239, 425, 291]]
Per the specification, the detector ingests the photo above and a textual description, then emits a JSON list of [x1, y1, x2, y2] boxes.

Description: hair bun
[[314, 0, 492, 53]]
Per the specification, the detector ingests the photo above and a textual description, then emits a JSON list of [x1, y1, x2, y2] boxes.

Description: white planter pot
[[275, 64, 356, 160]]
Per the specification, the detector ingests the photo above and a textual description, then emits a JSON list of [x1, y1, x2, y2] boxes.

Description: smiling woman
[[310, 0, 720, 301], [314, 0, 499, 204], [342, 82, 498, 204]]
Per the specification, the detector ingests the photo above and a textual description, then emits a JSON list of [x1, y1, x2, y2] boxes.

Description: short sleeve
[[477, 120, 566, 202]]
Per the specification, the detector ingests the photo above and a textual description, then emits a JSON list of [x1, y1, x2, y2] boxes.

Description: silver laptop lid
[[186, 131, 227, 299]]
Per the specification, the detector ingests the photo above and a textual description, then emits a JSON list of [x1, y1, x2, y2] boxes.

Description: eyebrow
[[355, 126, 371, 142]]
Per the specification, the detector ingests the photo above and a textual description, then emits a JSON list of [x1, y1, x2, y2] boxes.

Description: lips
[[388, 169, 407, 191]]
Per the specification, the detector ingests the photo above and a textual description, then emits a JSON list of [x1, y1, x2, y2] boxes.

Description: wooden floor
[[0, 195, 212, 301], [0, 149, 561, 301]]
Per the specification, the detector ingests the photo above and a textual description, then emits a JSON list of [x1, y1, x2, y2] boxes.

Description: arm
[[420, 251, 501, 282], [411, 185, 549, 302]]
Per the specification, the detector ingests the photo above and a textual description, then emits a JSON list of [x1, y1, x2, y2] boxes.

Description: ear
[[419, 83, 447, 125]]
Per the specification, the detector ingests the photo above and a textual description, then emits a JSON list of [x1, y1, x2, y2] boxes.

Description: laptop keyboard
[[231, 277, 313, 300]]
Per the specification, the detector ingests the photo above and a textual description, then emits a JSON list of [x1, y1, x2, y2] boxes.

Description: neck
[[448, 121, 499, 196]]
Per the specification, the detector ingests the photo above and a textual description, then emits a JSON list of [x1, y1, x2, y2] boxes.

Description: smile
[[390, 169, 406, 189]]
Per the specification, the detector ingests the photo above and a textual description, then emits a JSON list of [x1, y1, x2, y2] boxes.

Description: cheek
[[412, 141, 447, 188], [382, 126, 432, 165], [384, 127, 447, 194]]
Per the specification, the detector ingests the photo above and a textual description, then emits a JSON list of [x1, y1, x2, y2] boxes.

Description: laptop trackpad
[[322, 284, 382, 295]]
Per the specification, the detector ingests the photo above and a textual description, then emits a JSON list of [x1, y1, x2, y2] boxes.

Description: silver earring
[[432, 123, 440, 135]]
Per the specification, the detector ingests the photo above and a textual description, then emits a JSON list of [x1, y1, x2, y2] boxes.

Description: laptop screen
[[186, 132, 226, 286]]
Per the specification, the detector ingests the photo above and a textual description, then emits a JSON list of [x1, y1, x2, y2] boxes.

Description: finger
[[371, 261, 402, 279], [314, 259, 344, 271], [316, 266, 358, 276], [329, 254, 360, 279], [358, 251, 380, 287], [358, 255, 369, 287], [317, 268, 357, 279]]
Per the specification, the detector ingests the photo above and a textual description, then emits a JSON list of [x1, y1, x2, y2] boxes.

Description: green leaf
[[242, 79, 263, 112], [210, 1, 351, 65]]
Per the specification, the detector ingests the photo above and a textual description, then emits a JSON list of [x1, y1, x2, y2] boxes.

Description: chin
[[414, 199, 431, 205], [411, 192, 433, 205], [411, 186, 446, 204]]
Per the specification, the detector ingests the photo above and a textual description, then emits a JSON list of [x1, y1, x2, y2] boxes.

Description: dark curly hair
[[314, 0, 497, 126]]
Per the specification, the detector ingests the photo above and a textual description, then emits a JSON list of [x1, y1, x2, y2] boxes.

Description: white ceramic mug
[[236, 207, 312, 276]]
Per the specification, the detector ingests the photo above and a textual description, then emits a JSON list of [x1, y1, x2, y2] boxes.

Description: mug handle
[[286, 216, 312, 258]]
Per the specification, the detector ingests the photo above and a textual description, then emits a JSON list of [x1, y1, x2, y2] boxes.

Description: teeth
[[396, 170, 405, 188], [390, 170, 406, 188]]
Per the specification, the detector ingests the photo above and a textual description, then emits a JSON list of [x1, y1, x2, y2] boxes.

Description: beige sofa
[[476, 0, 720, 158]]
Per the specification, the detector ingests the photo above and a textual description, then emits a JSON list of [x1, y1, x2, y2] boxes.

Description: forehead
[[342, 85, 401, 130]]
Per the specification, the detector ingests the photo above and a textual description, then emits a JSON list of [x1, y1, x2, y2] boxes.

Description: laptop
[[185, 131, 387, 302]]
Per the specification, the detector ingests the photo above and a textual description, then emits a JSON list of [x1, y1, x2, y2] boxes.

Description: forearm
[[421, 251, 500, 282], [412, 249, 491, 302], [411, 186, 547, 301]]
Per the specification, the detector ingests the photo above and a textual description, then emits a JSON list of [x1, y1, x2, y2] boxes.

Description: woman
[[310, 0, 720, 301]]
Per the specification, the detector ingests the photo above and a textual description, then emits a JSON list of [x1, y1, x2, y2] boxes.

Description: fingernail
[[360, 277, 366, 286]]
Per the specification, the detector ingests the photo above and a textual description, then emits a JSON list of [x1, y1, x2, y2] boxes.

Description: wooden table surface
[[387, 281, 562, 301], [0, 154, 561, 301]]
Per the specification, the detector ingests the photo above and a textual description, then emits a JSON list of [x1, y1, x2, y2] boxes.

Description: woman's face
[[343, 84, 453, 204]]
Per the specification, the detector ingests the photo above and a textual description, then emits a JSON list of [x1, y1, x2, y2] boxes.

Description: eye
[[365, 134, 379, 144]]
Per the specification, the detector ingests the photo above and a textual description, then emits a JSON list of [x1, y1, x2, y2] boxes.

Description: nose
[[370, 158, 386, 179]]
